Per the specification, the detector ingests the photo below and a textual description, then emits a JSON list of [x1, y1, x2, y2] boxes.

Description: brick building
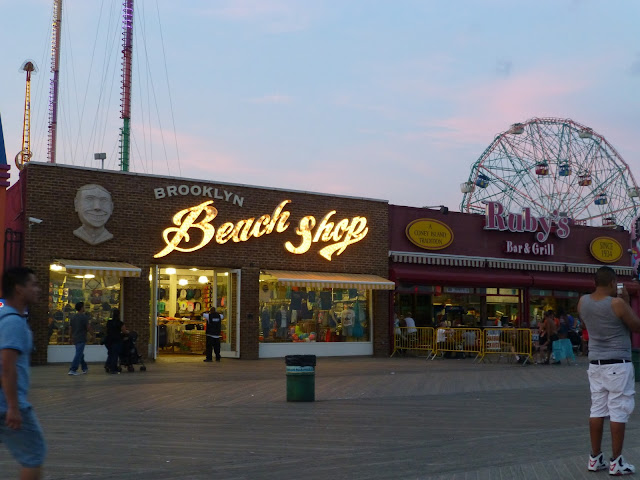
[[5, 162, 393, 364]]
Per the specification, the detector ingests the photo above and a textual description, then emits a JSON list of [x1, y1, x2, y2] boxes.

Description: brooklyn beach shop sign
[[153, 198, 369, 261], [483, 201, 571, 257]]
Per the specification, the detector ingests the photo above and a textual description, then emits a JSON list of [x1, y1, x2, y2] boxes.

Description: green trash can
[[632, 349, 640, 382], [285, 355, 316, 402]]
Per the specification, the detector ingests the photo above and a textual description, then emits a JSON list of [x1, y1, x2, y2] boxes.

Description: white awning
[[389, 251, 635, 276], [54, 259, 141, 278], [262, 270, 394, 290]]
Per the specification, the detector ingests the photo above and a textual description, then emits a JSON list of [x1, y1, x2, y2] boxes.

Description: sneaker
[[68, 370, 80, 376], [82, 370, 88, 374], [203, 359, 213, 362], [610, 455, 635, 475], [588, 452, 607, 471]]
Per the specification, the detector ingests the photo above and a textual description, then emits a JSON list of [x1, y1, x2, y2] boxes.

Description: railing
[[477, 328, 533, 364], [391, 327, 434, 357], [431, 327, 483, 361], [391, 327, 534, 365]]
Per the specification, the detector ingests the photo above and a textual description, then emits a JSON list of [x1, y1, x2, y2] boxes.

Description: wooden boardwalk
[[1, 355, 639, 479]]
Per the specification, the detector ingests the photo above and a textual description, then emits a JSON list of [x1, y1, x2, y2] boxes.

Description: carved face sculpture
[[75, 184, 113, 229]]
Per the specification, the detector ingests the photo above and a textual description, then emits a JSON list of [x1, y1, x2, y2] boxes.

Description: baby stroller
[[120, 331, 147, 372], [104, 331, 147, 372]]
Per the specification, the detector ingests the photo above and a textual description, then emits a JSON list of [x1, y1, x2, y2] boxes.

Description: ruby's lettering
[[484, 201, 570, 242]]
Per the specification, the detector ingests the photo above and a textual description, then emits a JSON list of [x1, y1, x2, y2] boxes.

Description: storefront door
[[150, 266, 239, 359]]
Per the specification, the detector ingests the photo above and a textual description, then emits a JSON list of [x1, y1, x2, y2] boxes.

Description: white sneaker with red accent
[[588, 453, 607, 471], [610, 455, 635, 476]]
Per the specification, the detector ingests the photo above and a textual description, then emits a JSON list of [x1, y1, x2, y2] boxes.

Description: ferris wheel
[[460, 117, 640, 230]]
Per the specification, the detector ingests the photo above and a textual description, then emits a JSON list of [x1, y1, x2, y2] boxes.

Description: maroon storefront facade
[[389, 204, 639, 339]]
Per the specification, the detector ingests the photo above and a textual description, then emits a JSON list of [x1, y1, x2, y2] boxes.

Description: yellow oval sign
[[590, 236, 623, 263], [406, 218, 454, 250]]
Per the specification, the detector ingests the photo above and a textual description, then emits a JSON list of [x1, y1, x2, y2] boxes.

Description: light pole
[[94, 152, 106, 169]]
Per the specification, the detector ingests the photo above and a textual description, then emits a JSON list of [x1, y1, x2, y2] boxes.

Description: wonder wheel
[[460, 117, 640, 230]]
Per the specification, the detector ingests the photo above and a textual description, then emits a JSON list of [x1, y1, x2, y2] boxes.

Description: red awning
[[390, 265, 534, 288], [390, 264, 640, 293]]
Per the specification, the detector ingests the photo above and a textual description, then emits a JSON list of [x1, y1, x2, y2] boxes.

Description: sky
[[0, 0, 639, 211]]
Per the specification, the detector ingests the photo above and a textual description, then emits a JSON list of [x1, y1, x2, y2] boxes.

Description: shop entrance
[[149, 266, 239, 359]]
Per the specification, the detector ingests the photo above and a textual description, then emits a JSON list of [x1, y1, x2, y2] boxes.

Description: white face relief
[[73, 184, 114, 245], [76, 187, 113, 228]]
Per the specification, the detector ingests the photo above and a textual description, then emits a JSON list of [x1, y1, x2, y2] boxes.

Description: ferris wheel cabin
[[535, 162, 549, 176], [594, 193, 608, 205], [558, 162, 571, 176], [509, 123, 524, 134], [579, 128, 593, 139], [578, 173, 592, 186], [475, 174, 490, 188], [460, 181, 474, 193]]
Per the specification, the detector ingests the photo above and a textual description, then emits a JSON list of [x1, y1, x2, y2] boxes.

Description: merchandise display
[[48, 271, 121, 345], [258, 279, 370, 343]]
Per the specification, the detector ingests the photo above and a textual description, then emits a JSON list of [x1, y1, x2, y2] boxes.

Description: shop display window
[[155, 267, 231, 354], [258, 276, 370, 343], [48, 270, 121, 346]]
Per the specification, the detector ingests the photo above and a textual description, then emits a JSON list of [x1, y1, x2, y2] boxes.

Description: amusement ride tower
[[119, 0, 134, 172]]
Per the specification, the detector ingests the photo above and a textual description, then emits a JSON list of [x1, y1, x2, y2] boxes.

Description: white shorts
[[588, 362, 635, 423]]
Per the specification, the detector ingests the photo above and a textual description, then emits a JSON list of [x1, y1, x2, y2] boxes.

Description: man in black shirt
[[204, 307, 223, 362]]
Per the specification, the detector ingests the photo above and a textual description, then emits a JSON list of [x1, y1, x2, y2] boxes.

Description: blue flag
[[0, 114, 7, 166]]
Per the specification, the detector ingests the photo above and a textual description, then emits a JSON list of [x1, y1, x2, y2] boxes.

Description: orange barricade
[[391, 327, 434, 357], [430, 328, 483, 361], [477, 328, 532, 365]]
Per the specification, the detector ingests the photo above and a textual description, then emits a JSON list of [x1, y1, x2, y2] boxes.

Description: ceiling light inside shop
[[74, 275, 84, 279], [198, 276, 208, 284], [84, 274, 95, 279], [165, 268, 176, 275], [189, 268, 198, 271], [149, 274, 152, 281], [178, 279, 188, 286], [50, 264, 63, 271]]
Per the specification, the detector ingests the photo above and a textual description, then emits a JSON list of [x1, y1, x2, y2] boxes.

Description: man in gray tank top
[[578, 266, 640, 475]]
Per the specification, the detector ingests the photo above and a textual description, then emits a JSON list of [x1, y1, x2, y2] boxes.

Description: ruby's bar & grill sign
[[483, 201, 571, 257]]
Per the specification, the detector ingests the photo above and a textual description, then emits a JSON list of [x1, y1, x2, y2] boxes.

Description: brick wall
[[21, 163, 390, 363]]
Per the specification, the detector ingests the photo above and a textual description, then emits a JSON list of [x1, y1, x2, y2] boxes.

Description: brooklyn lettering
[[483, 201, 570, 242], [153, 185, 244, 207], [154, 200, 369, 260]]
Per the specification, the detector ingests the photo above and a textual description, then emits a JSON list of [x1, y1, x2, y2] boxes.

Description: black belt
[[590, 359, 630, 365]]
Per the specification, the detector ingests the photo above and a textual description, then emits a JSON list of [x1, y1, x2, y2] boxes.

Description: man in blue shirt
[[0, 267, 46, 479]]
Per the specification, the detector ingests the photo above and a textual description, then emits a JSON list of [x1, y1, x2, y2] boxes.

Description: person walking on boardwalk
[[579, 266, 640, 475], [0, 267, 47, 479], [68, 302, 91, 376]]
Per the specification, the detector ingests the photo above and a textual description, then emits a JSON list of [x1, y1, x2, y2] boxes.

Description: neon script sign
[[154, 200, 369, 260], [483, 201, 570, 242]]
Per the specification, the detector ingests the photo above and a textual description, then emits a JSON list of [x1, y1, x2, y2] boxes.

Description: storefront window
[[48, 270, 121, 346], [258, 276, 370, 343]]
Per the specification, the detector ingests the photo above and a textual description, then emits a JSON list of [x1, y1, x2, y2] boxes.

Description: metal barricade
[[477, 328, 533, 365], [391, 327, 434, 357], [431, 328, 483, 361]]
